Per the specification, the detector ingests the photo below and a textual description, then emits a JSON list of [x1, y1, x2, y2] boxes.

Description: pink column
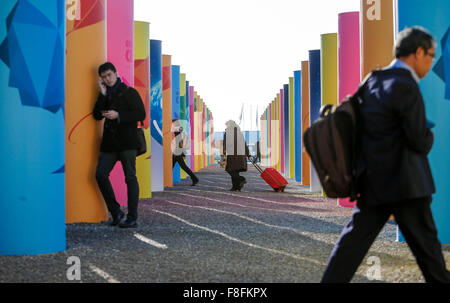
[[107, 0, 134, 205], [189, 86, 195, 170], [280, 89, 285, 175], [338, 11, 360, 207]]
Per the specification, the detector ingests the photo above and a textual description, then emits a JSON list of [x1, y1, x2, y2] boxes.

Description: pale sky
[[134, 0, 361, 131]]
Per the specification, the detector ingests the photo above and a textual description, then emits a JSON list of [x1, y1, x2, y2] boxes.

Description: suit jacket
[[357, 68, 435, 206], [93, 82, 146, 152]]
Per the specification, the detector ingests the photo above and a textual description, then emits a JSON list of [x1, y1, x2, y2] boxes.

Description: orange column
[[301, 61, 310, 186]]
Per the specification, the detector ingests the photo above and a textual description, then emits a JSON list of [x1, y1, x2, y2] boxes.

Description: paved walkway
[[1, 164, 449, 283]]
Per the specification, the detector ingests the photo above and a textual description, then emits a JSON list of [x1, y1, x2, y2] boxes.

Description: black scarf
[[106, 77, 123, 101]]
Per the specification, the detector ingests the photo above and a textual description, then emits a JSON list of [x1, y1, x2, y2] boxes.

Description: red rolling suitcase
[[252, 159, 288, 192]]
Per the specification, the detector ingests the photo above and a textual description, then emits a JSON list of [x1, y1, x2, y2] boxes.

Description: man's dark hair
[[395, 26, 436, 58], [98, 62, 117, 76]]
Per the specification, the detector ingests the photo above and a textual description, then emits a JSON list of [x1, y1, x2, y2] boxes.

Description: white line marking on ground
[[189, 187, 328, 209], [176, 192, 320, 215], [196, 179, 325, 199], [150, 208, 325, 266], [88, 264, 120, 283], [164, 199, 323, 238], [134, 233, 168, 249]]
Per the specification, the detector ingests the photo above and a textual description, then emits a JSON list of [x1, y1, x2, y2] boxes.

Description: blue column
[[150, 39, 164, 192], [172, 65, 181, 183], [294, 70, 302, 182], [309, 49, 322, 192], [397, 0, 450, 243], [0, 0, 66, 255]]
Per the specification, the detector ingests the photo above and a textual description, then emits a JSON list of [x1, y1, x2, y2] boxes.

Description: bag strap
[[349, 71, 374, 201]]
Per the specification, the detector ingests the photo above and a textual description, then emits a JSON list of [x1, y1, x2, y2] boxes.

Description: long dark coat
[[223, 126, 249, 173]]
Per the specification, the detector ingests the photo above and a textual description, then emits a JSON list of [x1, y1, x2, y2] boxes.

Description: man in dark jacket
[[321, 27, 450, 282], [223, 120, 251, 191], [93, 62, 146, 228]]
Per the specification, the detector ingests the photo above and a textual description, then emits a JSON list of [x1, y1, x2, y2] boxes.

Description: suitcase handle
[[251, 156, 263, 174]]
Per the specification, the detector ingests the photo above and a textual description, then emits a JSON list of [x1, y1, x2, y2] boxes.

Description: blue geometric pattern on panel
[[432, 26, 450, 100], [0, 0, 65, 113]]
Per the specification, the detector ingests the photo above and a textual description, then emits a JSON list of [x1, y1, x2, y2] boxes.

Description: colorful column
[[309, 50, 322, 193], [397, 0, 450, 243], [194, 91, 199, 171], [338, 12, 360, 207], [0, 0, 66, 254], [294, 70, 303, 183], [269, 102, 273, 167], [185, 81, 191, 170], [321, 33, 338, 106], [66, 0, 108, 223], [361, 0, 395, 78], [107, 0, 134, 205], [189, 86, 195, 171], [289, 77, 295, 179], [180, 73, 187, 179], [276, 93, 281, 171], [321, 33, 338, 196], [280, 89, 285, 175], [134, 21, 151, 199], [150, 39, 164, 192], [283, 84, 290, 177], [301, 63, 310, 185], [172, 65, 181, 184], [162, 55, 173, 187]]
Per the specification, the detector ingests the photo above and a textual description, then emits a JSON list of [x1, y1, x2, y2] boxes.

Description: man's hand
[[98, 79, 107, 96], [102, 110, 119, 120]]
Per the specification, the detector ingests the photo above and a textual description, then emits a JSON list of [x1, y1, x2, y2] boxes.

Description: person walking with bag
[[223, 120, 251, 191], [93, 62, 146, 228], [171, 119, 199, 186], [321, 27, 450, 283]]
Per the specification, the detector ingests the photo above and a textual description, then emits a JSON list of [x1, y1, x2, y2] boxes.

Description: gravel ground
[[1, 164, 449, 284]]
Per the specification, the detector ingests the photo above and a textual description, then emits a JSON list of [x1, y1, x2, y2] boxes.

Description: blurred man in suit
[[321, 27, 450, 283]]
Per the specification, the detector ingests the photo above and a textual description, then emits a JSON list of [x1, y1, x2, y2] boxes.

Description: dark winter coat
[[223, 126, 249, 173], [93, 82, 146, 152]]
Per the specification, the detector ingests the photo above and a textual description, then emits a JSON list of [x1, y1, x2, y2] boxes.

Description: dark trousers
[[321, 196, 450, 283], [95, 150, 139, 221], [172, 154, 198, 182], [227, 170, 245, 189]]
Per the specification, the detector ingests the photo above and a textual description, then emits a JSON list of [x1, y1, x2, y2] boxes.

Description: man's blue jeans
[[95, 150, 139, 221]]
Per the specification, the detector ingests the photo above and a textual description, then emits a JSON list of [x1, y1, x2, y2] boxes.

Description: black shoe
[[191, 178, 199, 186], [119, 218, 137, 228], [229, 187, 238, 191], [109, 210, 125, 226]]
